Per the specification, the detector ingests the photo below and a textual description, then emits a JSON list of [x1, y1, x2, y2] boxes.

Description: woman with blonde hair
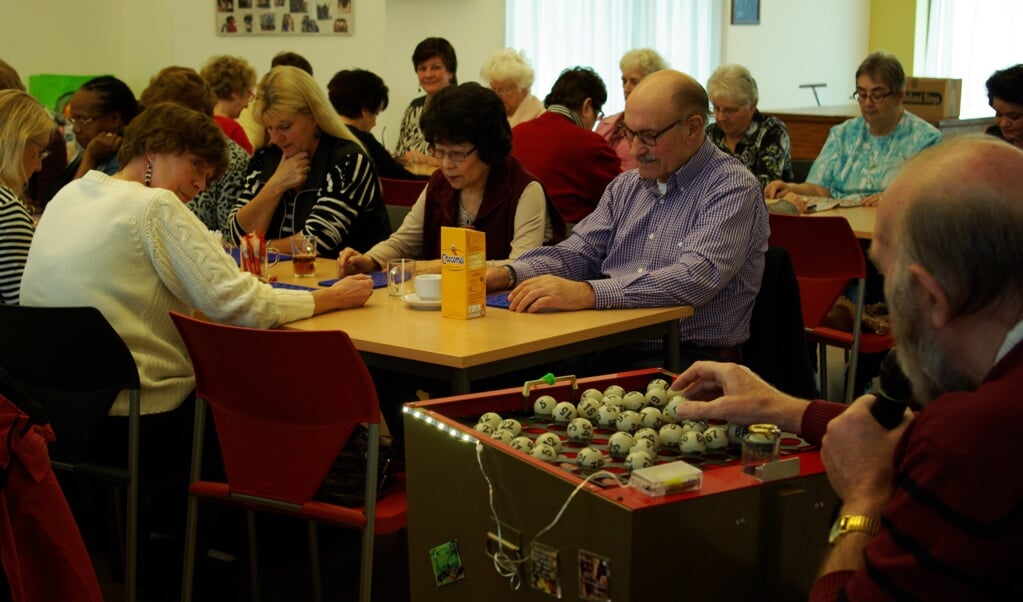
[[200, 54, 258, 153], [480, 48, 544, 127], [595, 48, 668, 171], [229, 65, 390, 257], [0, 89, 54, 304]]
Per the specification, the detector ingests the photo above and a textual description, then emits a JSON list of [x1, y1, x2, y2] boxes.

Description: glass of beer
[[290, 232, 318, 277]]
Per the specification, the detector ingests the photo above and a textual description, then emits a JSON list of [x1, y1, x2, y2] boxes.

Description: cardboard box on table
[[904, 77, 962, 121], [403, 369, 838, 601]]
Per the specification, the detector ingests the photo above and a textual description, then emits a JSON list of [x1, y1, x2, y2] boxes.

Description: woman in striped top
[[0, 90, 54, 305]]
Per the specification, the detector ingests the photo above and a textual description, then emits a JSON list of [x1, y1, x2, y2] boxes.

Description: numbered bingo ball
[[491, 429, 515, 444], [659, 423, 685, 448], [576, 396, 602, 421], [645, 387, 667, 408], [581, 388, 604, 402], [553, 401, 578, 423], [535, 432, 563, 453], [498, 418, 522, 437], [726, 423, 748, 445], [567, 417, 594, 441], [601, 394, 623, 411], [533, 395, 556, 417], [625, 451, 654, 471], [576, 446, 606, 469], [473, 422, 496, 435], [478, 412, 502, 428], [622, 390, 647, 411], [647, 378, 670, 392], [639, 407, 663, 429], [603, 384, 625, 399], [702, 426, 728, 450], [629, 440, 656, 457], [634, 427, 660, 450], [510, 436, 534, 453], [531, 443, 558, 462], [596, 404, 621, 427], [616, 410, 642, 434], [679, 430, 707, 454], [607, 432, 634, 457], [680, 420, 708, 433], [664, 395, 687, 422]]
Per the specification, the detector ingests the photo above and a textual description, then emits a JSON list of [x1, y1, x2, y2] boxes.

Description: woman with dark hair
[[394, 37, 457, 169], [338, 83, 565, 273], [229, 66, 390, 258], [328, 68, 424, 180], [986, 64, 1023, 150], [46, 75, 139, 200]]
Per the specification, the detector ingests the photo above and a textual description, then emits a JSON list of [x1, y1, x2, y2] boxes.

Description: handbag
[[315, 424, 394, 507]]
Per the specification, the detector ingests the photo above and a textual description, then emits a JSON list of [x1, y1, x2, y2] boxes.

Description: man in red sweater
[[671, 136, 1023, 600], [511, 67, 621, 225]]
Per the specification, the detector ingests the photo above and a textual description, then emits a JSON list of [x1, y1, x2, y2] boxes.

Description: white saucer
[[402, 293, 441, 310]]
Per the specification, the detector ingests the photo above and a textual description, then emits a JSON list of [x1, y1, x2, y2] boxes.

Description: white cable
[[530, 470, 626, 546]]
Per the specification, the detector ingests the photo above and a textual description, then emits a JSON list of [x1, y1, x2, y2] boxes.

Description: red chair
[[768, 214, 894, 402], [170, 312, 407, 602], [379, 177, 426, 233]]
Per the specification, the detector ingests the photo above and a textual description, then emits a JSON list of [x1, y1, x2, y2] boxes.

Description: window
[[923, 0, 1023, 117], [506, 0, 721, 117]]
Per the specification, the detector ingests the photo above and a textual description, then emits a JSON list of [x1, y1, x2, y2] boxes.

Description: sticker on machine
[[530, 541, 562, 598], [429, 540, 466, 586], [578, 549, 610, 601]]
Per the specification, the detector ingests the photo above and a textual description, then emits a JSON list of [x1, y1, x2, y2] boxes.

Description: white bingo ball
[[473, 422, 496, 435], [679, 430, 707, 454], [533, 395, 556, 416], [581, 388, 604, 402], [607, 432, 634, 457], [680, 420, 708, 433], [567, 418, 594, 441], [616, 410, 642, 434], [664, 395, 687, 421], [659, 423, 685, 448], [478, 412, 503, 428], [576, 397, 602, 421], [596, 404, 621, 427], [510, 436, 534, 453], [726, 423, 748, 446], [603, 384, 625, 399], [622, 390, 647, 411], [625, 451, 654, 471], [645, 387, 667, 408], [576, 446, 606, 469], [634, 427, 660, 450], [553, 401, 578, 423], [629, 439, 656, 457], [531, 443, 558, 462], [601, 394, 623, 411], [498, 418, 523, 437], [639, 407, 663, 429], [491, 429, 515, 444], [535, 432, 563, 453], [703, 426, 729, 450], [647, 378, 670, 392]]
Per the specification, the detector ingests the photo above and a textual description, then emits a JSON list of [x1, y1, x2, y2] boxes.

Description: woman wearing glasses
[[0, 90, 54, 305], [765, 52, 941, 212], [337, 82, 565, 274], [228, 66, 390, 258], [46, 76, 139, 201]]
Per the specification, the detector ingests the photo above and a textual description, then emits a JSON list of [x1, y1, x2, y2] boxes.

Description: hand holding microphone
[[870, 349, 912, 429]]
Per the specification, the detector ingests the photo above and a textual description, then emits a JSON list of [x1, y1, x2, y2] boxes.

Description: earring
[[144, 161, 152, 187], [314, 127, 320, 139]]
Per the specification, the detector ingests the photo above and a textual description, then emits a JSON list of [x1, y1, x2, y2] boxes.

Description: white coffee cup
[[414, 273, 442, 301]]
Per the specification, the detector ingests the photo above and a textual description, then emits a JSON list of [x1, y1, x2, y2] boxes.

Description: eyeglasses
[[38, 148, 51, 161], [66, 115, 99, 128], [429, 145, 477, 163], [618, 118, 684, 146], [852, 90, 894, 103]]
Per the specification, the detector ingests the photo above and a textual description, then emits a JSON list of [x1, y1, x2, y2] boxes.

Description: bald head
[[624, 70, 709, 181], [883, 136, 1023, 319], [631, 69, 709, 122]]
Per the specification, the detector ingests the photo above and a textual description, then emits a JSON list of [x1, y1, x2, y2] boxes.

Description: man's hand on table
[[507, 275, 596, 313]]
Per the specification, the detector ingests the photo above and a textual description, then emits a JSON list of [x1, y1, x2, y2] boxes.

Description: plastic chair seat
[[808, 328, 894, 355]]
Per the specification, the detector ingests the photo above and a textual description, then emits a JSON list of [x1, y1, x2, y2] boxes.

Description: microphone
[[871, 349, 912, 429]]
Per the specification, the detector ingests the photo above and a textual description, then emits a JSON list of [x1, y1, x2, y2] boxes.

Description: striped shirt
[[511, 138, 768, 348], [0, 186, 34, 305]]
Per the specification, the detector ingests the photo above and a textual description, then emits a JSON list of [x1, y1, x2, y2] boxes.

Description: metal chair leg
[[308, 520, 323, 602], [247, 510, 261, 602]]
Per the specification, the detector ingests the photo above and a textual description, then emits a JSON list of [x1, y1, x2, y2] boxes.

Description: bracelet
[[502, 264, 517, 288]]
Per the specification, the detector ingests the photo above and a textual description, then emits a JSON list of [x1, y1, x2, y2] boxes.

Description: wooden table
[[804, 204, 877, 240], [273, 259, 694, 393]]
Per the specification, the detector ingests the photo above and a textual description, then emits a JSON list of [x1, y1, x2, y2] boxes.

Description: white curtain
[[506, 0, 721, 116], [923, 0, 1023, 117]]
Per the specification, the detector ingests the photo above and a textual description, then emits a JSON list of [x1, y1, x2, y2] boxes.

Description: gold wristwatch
[[828, 515, 881, 544]]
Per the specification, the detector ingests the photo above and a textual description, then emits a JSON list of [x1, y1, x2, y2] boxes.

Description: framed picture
[[731, 0, 760, 25], [216, 0, 354, 36]]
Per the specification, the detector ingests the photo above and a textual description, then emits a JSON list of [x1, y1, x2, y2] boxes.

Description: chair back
[[768, 214, 866, 329], [170, 312, 380, 506], [0, 305, 139, 463], [379, 177, 425, 207]]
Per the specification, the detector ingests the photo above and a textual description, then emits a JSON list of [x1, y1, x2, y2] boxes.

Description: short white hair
[[480, 48, 535, 90], [707, 64, 759, 107], [619, 48, 668, 77]]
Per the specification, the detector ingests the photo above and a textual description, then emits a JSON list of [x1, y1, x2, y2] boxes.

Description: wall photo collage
[[216, 0, 354, 36]]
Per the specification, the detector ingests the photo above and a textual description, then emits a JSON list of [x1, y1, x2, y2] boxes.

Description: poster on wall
[[216, 0, 354, 36]]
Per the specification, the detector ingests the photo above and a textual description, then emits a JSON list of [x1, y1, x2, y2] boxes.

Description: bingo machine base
[[403, 369, 838, 601]]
